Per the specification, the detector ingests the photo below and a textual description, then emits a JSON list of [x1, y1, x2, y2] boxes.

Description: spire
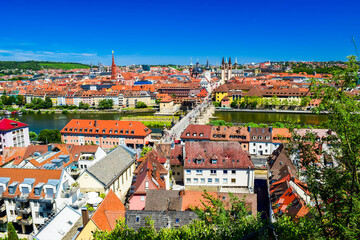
[[190, 57, 193, 66], [221, 57, 224, 65], [111, 50, 117, 80], [229, 57, 232, 65], [112, 50, 115, 65]]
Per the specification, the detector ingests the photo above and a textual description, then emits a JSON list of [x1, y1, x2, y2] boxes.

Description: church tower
[[111, 50, 117, 80], [221, 57, 225, 84], [205, 59, 211, 81], [228, 57, 232, 81]]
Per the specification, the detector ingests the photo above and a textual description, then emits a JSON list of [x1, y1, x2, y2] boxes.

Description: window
[[136, 216, 140, 222], [210, 170, 217, 174], [186, 170, 191, 175], [196, 159, 202, 164], [223, 178, 228, 184], [208, 178, 212, 183], [215, 178, 219, 183], [196, 170, 203, 175], [145, 181, 149, 190], [186, 178, 191, 183], [223, 170, 228, 174], [232, 170, 236, 174], [176, 218, 180, 223], [193, 178, 198, 183], [211, 159, 217, 164], [200, 178, 205, 183], [231, 178, 236, 183], [259, 136, 262, 140], [141, 196, 145, 202]]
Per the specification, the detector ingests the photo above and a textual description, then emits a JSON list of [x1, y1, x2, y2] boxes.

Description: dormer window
[[252, 136, 256, 140], [102, 130, 106, 133], [131, 130, 135, 134], [212, 159, 217, 164], [186, 133, 190, 136], [8, 186, 14, 194], [259, 136, 262, 140], [196, 159, 202, 164], [199, 133, 203, 137], [193, 133, 197, 137]]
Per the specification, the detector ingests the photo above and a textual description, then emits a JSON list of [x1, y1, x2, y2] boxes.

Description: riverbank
[[215, 108, 328, 114], [0, 107, 157, 115]]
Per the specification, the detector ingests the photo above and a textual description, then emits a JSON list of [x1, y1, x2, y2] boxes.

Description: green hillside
[[0, 61, 90, 71]]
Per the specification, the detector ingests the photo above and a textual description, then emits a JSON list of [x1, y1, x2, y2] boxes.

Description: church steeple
[[111, 50, 117, 80]]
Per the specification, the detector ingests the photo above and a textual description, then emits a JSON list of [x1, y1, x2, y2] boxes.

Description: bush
[[62, 110, 69, 114], [136, 101, 147, 108]]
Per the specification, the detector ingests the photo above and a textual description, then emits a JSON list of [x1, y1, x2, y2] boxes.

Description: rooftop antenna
[[352, 36, 359, 59]]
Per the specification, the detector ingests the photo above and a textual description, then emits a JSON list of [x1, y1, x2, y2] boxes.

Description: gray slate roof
[[145, 190, 182, 211], [86, 145, 136, 187]]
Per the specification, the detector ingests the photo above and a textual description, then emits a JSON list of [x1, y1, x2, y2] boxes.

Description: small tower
[[228, 57, 232, 81], [221, 57, 225, 84], [111, 50, 117, 80], [205, 59, 211, 81]]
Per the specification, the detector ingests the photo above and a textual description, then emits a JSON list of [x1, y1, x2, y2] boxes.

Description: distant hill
[[0, 61, 90, 71]]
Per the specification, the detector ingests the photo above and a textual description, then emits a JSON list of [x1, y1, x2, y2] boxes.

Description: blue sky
[[1, 0, 359, 65]]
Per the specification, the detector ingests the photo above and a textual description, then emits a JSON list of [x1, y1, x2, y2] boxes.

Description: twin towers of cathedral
[[221, 57, 237, 83]]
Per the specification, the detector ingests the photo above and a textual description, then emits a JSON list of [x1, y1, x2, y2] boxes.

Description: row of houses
[[24, 89, 153, 108]]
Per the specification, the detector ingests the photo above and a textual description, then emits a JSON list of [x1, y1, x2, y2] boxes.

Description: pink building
[[128, 150, 168, 210], [0, 118, 30, 155], [60, 119, 152, 149]]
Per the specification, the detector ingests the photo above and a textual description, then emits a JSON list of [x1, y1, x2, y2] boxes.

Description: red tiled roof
[[61, 119, 151, 137], [91, 190, 125, 231], [184, 142, 254, 169], [0, 118, 28, 131]]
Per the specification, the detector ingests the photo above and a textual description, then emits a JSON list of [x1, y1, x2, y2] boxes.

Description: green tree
[[29, 131, 38, 141], [277, 56, 360, 239], [15, 95, 25, 106], [98, 99, 113, 109], [7, 222, 19, 240], [141, 146, 153, 157], [79, 101, 90, 110], [37, 129, 61, 144], [44, 97, 53, 109], [136, 101, 148, 108]]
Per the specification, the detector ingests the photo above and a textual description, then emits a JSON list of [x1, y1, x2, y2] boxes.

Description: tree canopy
[[37, 129, 61, 144]]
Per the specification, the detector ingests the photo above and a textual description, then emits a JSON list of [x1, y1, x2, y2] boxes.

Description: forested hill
[[0, 61, 90, 71]]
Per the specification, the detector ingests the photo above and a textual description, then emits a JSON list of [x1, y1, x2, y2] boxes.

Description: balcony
[[18, 217, 33, 225], [18, 193, 29, 202], [0, 215, 7, 224], [39, 194, 55, 203], [60, 185, 79, 198], [16, 207, 31, 215]]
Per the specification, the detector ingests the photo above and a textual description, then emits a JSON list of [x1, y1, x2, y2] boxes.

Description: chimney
[[47, 144, 52, 152], [179, 190, 185, 196], [248, 126, 251, 132], [269, 126, 273, 133], [81, 207, 90, 227], [94, 120, 97, 127]]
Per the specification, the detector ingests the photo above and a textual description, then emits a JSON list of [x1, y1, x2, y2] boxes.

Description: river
[[5, 112, 155, 134], [5, 111, 327, 134], [213, 111, 328, 125]]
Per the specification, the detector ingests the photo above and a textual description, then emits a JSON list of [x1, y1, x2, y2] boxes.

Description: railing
[[16, 207, 31, 214], [18, 218, 33, 225], [60, 185, 79, 198], [0, 215, 7, 224], [18, 193, 29, 202]]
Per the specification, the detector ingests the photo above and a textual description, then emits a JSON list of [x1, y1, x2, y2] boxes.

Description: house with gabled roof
[[77, 145, 136, 202], [76, 190, 125, 240]]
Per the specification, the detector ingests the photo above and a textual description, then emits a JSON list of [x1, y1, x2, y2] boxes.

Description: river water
[[4, 111, 327, 134], [213, 111, 328, 126], [5, 112, 155, 134]]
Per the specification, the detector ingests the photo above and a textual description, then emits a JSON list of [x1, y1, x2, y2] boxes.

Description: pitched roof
[[91, 190, 125, 231], [180, 124, 211, 140], [0, 168, 62, 199], [145, 190, 183, 211], [0, 118, 28, 132], [184, 142, 254, 169], [85, 145, 136, 187], [61, 119, 151, 137]]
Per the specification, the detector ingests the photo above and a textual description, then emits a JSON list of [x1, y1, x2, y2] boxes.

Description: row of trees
[[29, 129, 61, 144], [0, 95, 25, 106], [229, 96, 310, 109]]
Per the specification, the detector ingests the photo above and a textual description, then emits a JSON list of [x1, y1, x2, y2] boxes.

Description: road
[[161, 98, 211, 142]]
